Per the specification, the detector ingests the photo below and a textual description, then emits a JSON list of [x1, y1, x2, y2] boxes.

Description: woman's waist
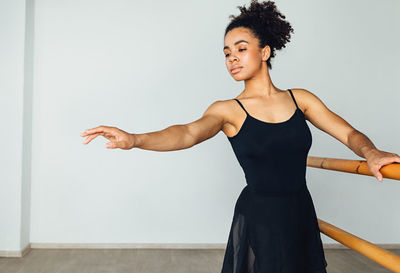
[[245, 180, 308, 197]]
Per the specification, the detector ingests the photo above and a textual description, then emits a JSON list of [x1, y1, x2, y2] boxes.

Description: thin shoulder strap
[[288, 89, 299, 110], [233, 99, 249, 116]]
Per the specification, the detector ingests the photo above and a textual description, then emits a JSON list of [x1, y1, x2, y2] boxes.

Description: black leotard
[[221, 89, 328, 273]]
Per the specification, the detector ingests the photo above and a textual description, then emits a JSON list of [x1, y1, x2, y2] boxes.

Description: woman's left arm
[[295, 89, 400, 182]]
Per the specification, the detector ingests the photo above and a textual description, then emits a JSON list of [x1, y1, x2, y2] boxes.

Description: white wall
[[1, 0, 399, 252], [0, 0, 34, 253]]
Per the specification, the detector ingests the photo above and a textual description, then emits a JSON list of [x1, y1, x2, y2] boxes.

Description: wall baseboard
[[1, 243, 399, 258]]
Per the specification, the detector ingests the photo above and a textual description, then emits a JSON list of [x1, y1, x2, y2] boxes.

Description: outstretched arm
[[296, 89, 400, 182], [133, 100, 227, 151], [81, 100, 228, 152]]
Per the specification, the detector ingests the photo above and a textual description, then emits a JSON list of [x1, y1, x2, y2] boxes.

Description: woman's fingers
[[81, 126, 109, 136], [81, 126, 110, 144], [80, 126, 130, 149], [81, 129, 97, 137], [82, 133, 101, 144]]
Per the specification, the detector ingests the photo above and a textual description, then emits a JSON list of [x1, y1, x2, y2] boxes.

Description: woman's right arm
[[135, 100, 227, 151], [81, 100, 229, 151]]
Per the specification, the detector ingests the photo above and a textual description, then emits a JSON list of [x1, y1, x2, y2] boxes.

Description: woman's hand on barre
[[364, 148, 400, 182]]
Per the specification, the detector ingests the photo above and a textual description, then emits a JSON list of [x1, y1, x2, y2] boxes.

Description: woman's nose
[[229, 54, 238, 62]]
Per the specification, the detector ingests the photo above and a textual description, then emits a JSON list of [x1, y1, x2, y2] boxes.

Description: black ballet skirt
[[221, 89, 328, 273]]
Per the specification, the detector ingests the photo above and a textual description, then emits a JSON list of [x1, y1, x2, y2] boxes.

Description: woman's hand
[[364, 149, 400, 182], [80, 126, 135, 150]]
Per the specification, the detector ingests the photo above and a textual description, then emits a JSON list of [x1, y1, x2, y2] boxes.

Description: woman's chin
[[232, 74, 246, 81]]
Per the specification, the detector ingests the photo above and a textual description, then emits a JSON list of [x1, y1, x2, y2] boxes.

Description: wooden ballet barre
[[307, 156, 400, 181], [307, 156, 400, 271], [317, 218, 400, 272]]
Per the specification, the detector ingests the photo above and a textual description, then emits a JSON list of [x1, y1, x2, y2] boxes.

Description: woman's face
[[223, 27, 269, 81]]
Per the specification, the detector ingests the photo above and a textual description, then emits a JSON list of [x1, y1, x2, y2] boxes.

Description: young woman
[[80, 1, 400, 272]]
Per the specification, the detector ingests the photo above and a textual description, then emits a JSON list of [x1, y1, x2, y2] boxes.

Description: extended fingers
[[82, 133, 100, 144], [80, 126, 108, 137], [80, 128, 97, 137]]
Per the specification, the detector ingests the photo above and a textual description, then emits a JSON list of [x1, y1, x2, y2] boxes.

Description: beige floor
[[0, 248, 398, 273]]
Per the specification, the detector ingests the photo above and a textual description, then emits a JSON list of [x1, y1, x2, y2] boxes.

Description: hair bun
[[225, 0, 294, 70]]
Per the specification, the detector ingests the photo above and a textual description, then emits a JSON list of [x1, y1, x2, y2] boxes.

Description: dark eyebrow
[[223, 40, 249, 51]]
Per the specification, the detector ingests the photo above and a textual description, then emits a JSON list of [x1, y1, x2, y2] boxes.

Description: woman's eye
[[225, 48, 246, 58]]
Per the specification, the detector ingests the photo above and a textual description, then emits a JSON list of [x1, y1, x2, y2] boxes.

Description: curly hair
[[224, 0, 294, 70]]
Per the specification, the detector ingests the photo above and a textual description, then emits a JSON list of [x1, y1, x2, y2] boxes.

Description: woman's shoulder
[[290, 88, 326, 116], [201, 99, 238, 124], [204, 98, 244, 127], [290, 88, 319, 99]]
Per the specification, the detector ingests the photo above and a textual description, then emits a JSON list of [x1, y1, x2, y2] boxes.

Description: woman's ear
[[261, 45, 271, 61]]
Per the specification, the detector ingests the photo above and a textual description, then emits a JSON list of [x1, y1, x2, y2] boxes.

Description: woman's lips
[[231, 67, 242, 74]]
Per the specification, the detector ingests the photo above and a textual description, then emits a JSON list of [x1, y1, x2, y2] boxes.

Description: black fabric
[[222, 89, 328, 273]]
